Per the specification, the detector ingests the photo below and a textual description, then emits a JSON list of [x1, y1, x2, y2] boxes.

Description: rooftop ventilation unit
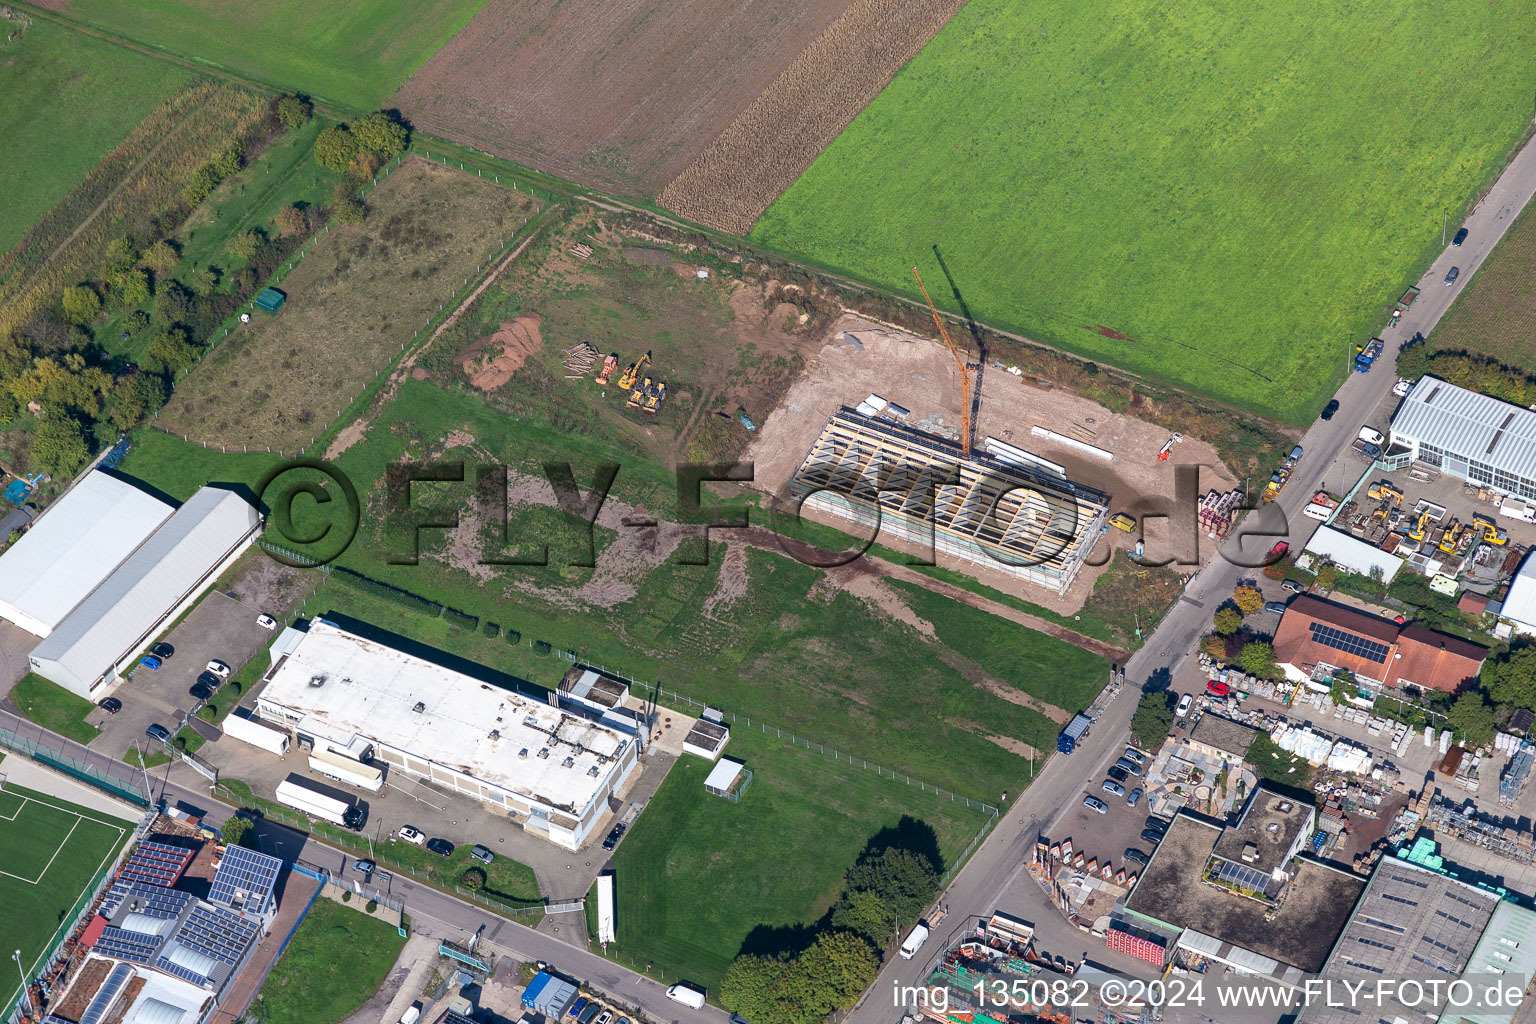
[[412, 701, 426, 713], [308, 675, 328, 688], [538, 747, 550, 759], [489, 729, 500, 740], [524, 716, 540, 729], [588, 766, 600, 777], [562, 756, 575, 768], [518, 748, 529, 758]]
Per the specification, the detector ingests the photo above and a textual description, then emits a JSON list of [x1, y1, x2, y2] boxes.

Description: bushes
[[482, 621, 501, 639], [505, 629, 522, 646], [181, 143, 245, 207], [331, 566, 443, 617], [443, 607, 479, 632]]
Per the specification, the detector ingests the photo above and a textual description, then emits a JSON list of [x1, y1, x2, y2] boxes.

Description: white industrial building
[[29, 487, 262, 698], [1502, 551, 1536, 637], [255, 621, 639, 851], [0, 471, 172, 636], [1301, 524, 1405, 582], [1386, 376, 1536, 500]]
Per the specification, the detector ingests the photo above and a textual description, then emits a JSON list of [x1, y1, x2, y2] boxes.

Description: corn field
[[0, 82, 269, 336]]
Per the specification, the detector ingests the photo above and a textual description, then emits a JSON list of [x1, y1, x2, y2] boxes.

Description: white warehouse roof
[[30, 487, 261, 696], [1503, 551, 1536, 636], [1302, 524, 1405, 582], [258, 621, 631, 814], [1391, 376, 1536, 481], [0, 471, 172, 636]]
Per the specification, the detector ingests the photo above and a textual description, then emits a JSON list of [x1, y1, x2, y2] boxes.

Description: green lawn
[[606, 729, 989, 990], [0, 20, 190, 251], [251, 898, 406, 1024], [0, 785, 131, 1019], [751, 0, 1536, 422], [45, 0, 490, 109], [10, 674, 100, 744]]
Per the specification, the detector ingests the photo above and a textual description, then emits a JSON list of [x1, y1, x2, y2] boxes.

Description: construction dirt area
[[746, 315, 1241, 615]]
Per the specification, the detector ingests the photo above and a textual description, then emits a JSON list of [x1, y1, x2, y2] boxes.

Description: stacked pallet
[[570, 242, 594, 260]]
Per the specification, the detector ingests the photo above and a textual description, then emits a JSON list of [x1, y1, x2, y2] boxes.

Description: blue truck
[[1057, 713, 1092, 754], [1354, 337, 1384, 373]]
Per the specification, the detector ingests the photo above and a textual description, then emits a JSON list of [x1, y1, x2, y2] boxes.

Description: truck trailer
[[275, 774, 365, 829], [1058, 713, 1092, 754], [221, 713, 290, 756]]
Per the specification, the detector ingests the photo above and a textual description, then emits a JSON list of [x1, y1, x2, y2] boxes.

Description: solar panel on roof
[[1309, 622, 1391, 664], [79, 962, 134, 1024], [207, 845, 282, 916], [175, 904, 259, 964], [120, 842, 194, 886], [1212, 857, 1273, 894], [94, 929, 160, 964], [101, 880, 193, 920]]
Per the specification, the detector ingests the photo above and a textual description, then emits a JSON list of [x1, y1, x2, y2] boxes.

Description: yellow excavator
[[627, 375, 651, 409], [1367, 480, 1403, 504], [643, 381, 667, 414], [1438, 517, 1462, 553], [1472, 513, 1509, 546], [1408, 507, 1431, 542], [618, 350, 650, 391]]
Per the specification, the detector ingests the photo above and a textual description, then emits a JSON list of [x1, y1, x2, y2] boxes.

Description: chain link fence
[[0, 709, 150, 806]]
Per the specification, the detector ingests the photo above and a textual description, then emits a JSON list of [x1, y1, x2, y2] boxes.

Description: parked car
[[594, 1013, 613, 1024], [98, 697, 122, 714], [578, 1005, 601, 1024], [1453, 227, 1469, 247], [1141, 828, 1166, 844], [470, 844, 494, 865], [1175, 693, 1193, 717], [1106, 764, 1130, 783], [189, 683, 214, 702], [1123, 747, 1146, 765], [1321, 399, 1340, 421], [398, 826, 426, 846], [1265, 601, 1288, 615], [1083, 795, 1107, 814], [205, 660, 231, 679], [1281, 579, 1304, 594], [196, 671, 223, 691], [1127, 788, 1143, 807], [140, 655, 163, 671], [1113, 758, 1142, 777], [602, 823, 626, 851], [1269, 541, 1289, 559], [353, 859, 376, 874], [150, 642, 174, 660], [146, 723, 171, 742], [1124, 848, 1150, 867], [256, 614, 278, 630], [1445, 266, 1460, 286], [1358, 426, 1386, 447], [1102, 780, 1126, 797], [426, 838, 454, 857], [1393, 378, 1414, 397], [1207, 680, 1231, 697], [1146, 815, 1170, 833], [568, 1000, 589, 1019]]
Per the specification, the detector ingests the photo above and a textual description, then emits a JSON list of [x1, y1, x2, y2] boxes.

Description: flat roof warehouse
[[257, 622, 632, 815]]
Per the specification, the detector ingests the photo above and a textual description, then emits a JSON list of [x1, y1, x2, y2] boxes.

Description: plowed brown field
[[388, 0, 856, 196], [659, 0, 970, 234]]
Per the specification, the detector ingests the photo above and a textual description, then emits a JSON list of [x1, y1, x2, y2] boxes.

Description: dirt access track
[[389, 0, 959, 199], [747, 315, 1240, 615]]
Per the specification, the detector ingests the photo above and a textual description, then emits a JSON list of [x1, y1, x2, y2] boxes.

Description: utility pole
[[1443, 212, 1448, 247], [12, 950, 30, 1019]]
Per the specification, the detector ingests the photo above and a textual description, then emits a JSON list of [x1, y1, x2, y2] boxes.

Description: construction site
[[750, 291, 1240, 607]]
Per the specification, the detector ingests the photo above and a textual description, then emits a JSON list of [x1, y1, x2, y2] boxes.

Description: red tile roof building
[[1272, 595, 1486, 693]]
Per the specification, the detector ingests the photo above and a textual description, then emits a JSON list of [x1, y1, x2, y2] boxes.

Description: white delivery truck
[[899, 923, 930, 960], [665, 985, 706, 1009], [275, 774, 365, 830], [221, 713, 290, 755], [1501, 497, 1536, 524]]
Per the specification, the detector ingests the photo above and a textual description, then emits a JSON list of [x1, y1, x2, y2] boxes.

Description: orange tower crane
[[911, 266, 972, 457]]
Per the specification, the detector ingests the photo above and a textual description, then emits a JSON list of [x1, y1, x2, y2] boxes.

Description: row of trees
[[721, 842, 941, 1024], [1201, 583, 1278, 677]]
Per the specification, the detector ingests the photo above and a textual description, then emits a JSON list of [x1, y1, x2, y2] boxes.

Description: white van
[[1357, 426, 1385, 447], [899, 923, 930, 960], [665, 985, 706, 1009]]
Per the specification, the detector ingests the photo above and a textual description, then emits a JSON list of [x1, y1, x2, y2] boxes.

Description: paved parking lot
[[87, 590, 278, 760], [1046, 741, 1164, 881]]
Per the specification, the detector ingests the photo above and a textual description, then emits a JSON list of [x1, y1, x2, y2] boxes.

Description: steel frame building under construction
[[787, 408, 1109, 594]]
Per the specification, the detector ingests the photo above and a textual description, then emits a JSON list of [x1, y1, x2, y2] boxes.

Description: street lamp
[[12, 949, 30, 1018]]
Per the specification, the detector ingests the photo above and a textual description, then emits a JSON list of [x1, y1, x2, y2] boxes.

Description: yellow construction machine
[[1408, 507, 1431, 542], [1438, 517, 1462, 553], [1367, 480, 1403, 504], [627, 375, 651, 409], [643, 381, 667, 414], [1472, 513, 1509, 546], [618, 350, 650, 391]]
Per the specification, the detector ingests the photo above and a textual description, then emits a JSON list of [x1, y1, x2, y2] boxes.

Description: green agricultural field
[[0, 20, 190, 251], [752, 0, 1536, 422], [1425, 196, 1536, 375], [42, 0, 489, 109], [251, 899, 406, 1024], [0, 784, 132, 1018], [604, 729, 989, 990]]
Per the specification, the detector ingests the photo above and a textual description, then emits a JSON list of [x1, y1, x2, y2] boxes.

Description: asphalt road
[[844, 127, 1536, 1024]]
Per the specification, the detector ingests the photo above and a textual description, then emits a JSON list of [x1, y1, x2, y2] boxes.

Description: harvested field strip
[[156, 157, 539, 451], [0, 82, 269, 336], [658, 0, 966, 233]]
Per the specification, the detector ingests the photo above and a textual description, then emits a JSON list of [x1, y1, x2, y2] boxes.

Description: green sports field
[[751, 0, 1536, 423], [0, 783, 132, 1017], [0, 19, 190, 251], [39, 0, 489, 109]]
